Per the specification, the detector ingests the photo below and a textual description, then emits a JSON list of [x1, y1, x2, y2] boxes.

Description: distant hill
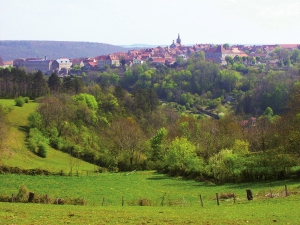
[[0, 41, 127, 61], [120, 44, 167, 49]]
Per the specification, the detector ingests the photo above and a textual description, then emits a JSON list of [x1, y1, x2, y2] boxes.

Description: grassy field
[[0, 99, 95, 172], [0, 171, 300, 224]]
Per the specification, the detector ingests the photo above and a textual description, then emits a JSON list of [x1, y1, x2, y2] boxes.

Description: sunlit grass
[[0, 171, 300, 224]]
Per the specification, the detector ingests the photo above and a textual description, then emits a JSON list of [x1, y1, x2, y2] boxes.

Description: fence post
[[270, 189, 273, 198], [28, 192, 34, 202], [216, 193, 219, 206], [246, 189, 253, 200], [11, 194, 14, 202], [199, 194, 204, 207], [285, 185, 288, 196], [122, 196, 124, 206]]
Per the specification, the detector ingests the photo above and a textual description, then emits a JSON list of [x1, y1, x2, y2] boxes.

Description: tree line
[[1, 50, 300, 183]]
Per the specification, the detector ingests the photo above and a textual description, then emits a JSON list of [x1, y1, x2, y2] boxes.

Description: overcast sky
[[1, 0, 300, 46]]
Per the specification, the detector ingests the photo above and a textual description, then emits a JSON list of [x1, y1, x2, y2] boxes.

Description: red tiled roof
[[150, 58, 166, 63], [279, 44, 299, 49]]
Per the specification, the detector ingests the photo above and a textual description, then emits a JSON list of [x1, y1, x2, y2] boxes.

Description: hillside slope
[[0, 99, 95, 172], [0, 41, 127, 61]]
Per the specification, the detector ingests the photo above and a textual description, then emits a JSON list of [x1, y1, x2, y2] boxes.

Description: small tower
[[176, 33, 181, 45]]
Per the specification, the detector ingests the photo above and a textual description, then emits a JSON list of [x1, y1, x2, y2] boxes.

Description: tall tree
[[48, 73, 62, 93], [31, 70, 49, 98]]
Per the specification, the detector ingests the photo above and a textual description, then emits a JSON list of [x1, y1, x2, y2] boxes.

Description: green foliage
[[150, 127, 168, 161], [232, 139, 249, 155], [15, 96, 25, 107], [28, 128, 49, 158], [28, 112, 44, 130], [73, 93, 98, 111], [207, 149, 242, 183], [165, 137, 201, 175]]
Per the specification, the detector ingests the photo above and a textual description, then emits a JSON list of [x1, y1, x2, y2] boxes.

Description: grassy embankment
[[0, 171, 300, 224], [0, 99, 95, 172]]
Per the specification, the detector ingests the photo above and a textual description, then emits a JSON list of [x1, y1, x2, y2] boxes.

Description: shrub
[[28, 128, 49, 158], [16, 184, 29, 202], [37, 142, 49, 158], [24, 97, 29, 103], [15, 96, 25, 107]]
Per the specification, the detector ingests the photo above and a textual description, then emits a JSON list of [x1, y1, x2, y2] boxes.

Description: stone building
[[52, 58, 72, 75], [13, 57, 53, 74]]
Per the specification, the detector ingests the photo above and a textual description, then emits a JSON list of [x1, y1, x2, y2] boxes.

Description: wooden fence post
[[216, 193, 219, 206], [28, 192, 34, 202], [285, 185, 288, 196], [122, 196, 124, 206], [270, 189, 273, 198], [199, 194, 204, 207], [246, 189, 253, 200], [11, 194, 14, 202]]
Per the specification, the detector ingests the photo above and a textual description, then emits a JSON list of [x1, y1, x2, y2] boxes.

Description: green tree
[[31, 70, 49, 98], [291, 49, 300, 63], [218, 69, 241, 92], [48, 73, 62, 93], [225, 56, 234, 66], [223, 43, 230, 49], [150, 127, 168, 161], [73, 93, 98, 111], [105, 117, 145, 169], [165, 137, 201, 174]]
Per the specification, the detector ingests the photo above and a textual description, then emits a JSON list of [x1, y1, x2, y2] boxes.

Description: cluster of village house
[[3, 34, 299, 75]]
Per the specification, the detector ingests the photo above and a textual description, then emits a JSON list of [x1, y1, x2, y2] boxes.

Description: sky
[[1, 0, 300, 46]]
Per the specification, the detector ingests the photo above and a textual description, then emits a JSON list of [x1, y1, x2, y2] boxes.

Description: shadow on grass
[[18, 125, 30, 133], [228, 178, 300, 190], [147, 175, 172, 181]]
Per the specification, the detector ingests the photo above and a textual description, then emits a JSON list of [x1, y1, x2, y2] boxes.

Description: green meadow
[[0, 171, 300, 224]]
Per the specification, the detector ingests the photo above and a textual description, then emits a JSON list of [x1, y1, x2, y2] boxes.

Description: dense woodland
[[1, 46, 300, 184]]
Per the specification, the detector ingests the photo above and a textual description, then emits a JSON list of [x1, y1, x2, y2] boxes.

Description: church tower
[[176, 33, 181, 45]]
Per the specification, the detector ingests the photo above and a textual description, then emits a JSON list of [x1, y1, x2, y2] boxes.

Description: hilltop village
[[4, 34, 299, 75]]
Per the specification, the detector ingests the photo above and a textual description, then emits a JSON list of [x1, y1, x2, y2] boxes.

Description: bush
[[28, 128, 49, 158], [37, 142, 49, 158], [16, 184, 29, 202], [15, 96, 25, 107], [24, 97, 29, 103]]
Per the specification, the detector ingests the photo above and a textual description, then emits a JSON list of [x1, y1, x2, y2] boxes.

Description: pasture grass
[[0, 99, 95, 172], [0, 171, 300, 224]]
